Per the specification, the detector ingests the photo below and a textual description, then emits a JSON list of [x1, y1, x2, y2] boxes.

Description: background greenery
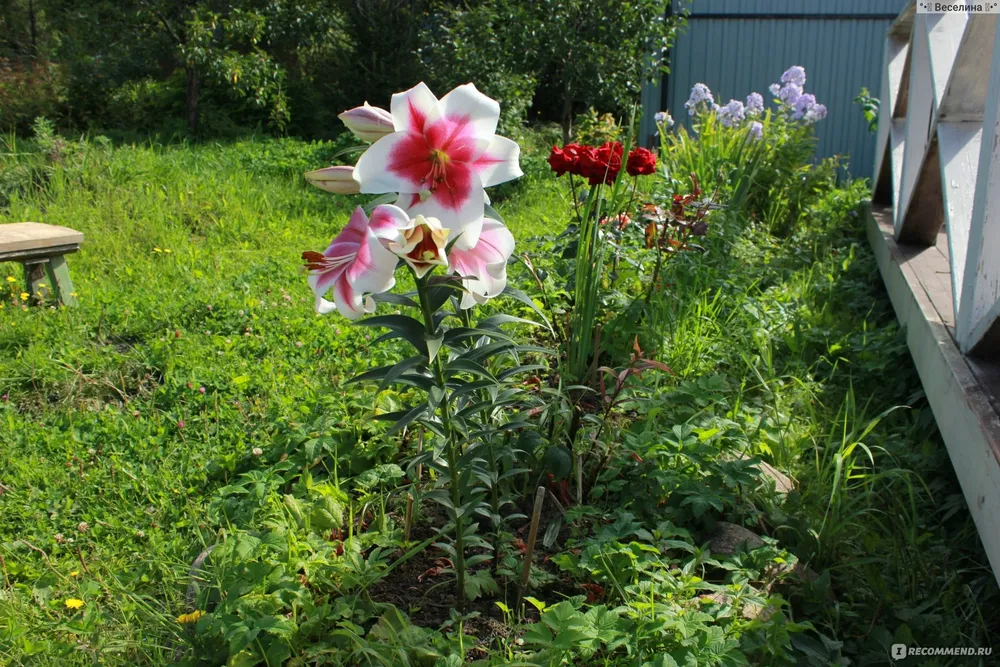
[[0, 0, 684, 140]]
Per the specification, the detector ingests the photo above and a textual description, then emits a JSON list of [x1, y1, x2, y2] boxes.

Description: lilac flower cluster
[[769, 66, 827, 124], [684, 83, 715, 116], [678, 63, 826, 138], [716, 99, 745, 128], [654, 110, 674, 127], [745, 92, 764, 116]]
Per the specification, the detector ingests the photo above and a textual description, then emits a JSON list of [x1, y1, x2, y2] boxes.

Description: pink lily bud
[[304, 166, 361, 194], [338, 103, 394, 142]]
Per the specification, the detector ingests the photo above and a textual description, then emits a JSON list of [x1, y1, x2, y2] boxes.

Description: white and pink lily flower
[[353, 82, 522, 250], [302, 205, 402, 319], [447, 218, 515, 309]]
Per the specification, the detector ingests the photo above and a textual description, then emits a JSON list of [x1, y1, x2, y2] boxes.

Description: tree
[[529, 0, 685, 141]]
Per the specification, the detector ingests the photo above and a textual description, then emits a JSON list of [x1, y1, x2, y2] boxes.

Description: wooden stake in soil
[[404, 429, 424, 544], [517, 486, 547, 611], [576, 454, 583, 505]]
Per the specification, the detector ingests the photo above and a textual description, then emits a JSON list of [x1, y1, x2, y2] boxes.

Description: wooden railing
[[869, 1, 1000, 581], [873, 2, 999, 356]]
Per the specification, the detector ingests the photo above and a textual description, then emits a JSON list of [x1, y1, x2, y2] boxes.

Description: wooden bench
[[0, 222, 83, 306]]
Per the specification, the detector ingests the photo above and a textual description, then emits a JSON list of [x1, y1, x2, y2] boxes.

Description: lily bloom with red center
[[446, 218, 514, 308], [301, 205, 404, 319], [386, 214, 450, 278], [353, 82, 522, 250]]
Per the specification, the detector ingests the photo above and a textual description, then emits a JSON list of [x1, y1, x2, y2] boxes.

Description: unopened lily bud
[[304, 166, 361, 194], [338, 103, 393, 142]]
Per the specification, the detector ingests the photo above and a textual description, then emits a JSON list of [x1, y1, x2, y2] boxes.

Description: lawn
[[1, 127, 998, 666]]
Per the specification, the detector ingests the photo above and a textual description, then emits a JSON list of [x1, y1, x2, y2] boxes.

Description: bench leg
[[45, 255, 77, 306], [22, 261, 52, 304]]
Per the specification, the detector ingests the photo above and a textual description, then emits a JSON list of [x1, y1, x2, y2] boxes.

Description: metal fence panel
[[649, 0, 909, 177]]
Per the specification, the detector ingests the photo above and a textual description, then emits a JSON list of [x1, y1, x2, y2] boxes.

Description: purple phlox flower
[[745, 92, 764, 116], [804, 103, 828, 123], [781, 66, 806, 87], [685, 83, 715, 116], [776, 83, 803, 107], [716, 99, 745, 128], [768, 83, 781, 96], [654, 111, 674, 127], [792, 93, 817, 120], [749, 121, 764, 140]]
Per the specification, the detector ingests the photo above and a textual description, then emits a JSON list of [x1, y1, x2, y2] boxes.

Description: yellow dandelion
[[176, 610, 205, 624], [20, 292, 29, 302], [6, 276, 15, 283], [70, 570, 80, 577], [65, 598, 85, 609]]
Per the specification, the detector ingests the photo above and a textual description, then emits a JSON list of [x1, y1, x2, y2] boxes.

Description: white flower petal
[[475, 136, 522, 188], [438, 83, 500, 139], [353, 132, 421, 195], [402, 176, 486, 250], [368, 204, 410, 241], [347, 230, 398, 295], [390, 82, 441, 133]]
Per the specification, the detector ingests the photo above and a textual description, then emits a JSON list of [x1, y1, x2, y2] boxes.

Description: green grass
[[0, 135, 566, 663], [0, 131, 997, 665]]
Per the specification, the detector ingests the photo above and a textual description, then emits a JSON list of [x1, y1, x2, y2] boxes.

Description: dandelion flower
[[176, 610, 205, 624], [6, 276, 15, 283], [20, 292, 29, 301], [65, 598, 85, 609], [70, 570, 80, 577]]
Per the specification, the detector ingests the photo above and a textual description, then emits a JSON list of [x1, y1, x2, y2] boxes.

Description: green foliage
[[0, 0, 685, 140], [854, 87, 880, 133], [417, 1, 538, 136], [1, 123, 997, 667]]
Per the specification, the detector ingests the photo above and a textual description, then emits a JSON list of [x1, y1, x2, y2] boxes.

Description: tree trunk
[[28, 0, 37, 56], [185, 66, 199, 135]]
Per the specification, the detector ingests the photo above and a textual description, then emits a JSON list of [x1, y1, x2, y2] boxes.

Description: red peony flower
[[626, 147, 657, 176], [579, 141, 623, 185]]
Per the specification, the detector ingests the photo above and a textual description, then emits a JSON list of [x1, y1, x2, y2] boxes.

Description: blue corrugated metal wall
[[649, 0, 909, 177]]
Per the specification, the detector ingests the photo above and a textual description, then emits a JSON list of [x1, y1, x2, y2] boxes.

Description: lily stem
[[416, 274, 466, 611]]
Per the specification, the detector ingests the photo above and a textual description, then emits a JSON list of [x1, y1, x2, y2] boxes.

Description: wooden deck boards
[[868, 202, 1000, 580]]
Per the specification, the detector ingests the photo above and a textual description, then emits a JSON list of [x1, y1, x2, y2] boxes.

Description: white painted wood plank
[[875, 37, 912, 189], [888, 37, 911, 115], [959, 25, 1000, 355], [925, 12, 969, 107], [891, 119, 907, 214], [940, 15, 997, 122], [898, 15, 935, 233], [867, 205, 1000, 582], [938, 122, 983, 310]]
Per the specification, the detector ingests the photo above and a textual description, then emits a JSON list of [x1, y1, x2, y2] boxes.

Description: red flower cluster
[[548, 142, 658, 185]]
